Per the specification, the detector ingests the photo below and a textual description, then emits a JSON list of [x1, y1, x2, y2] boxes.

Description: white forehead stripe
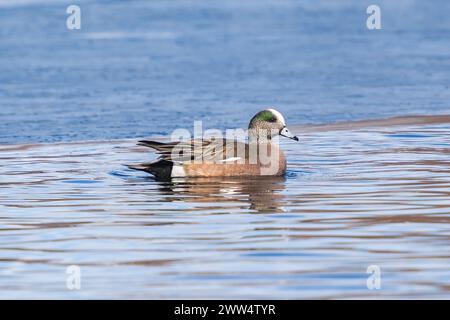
[[267, 108, 286, 126]]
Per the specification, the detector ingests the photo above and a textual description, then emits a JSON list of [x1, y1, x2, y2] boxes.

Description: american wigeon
[[128, 109, 298, 179]]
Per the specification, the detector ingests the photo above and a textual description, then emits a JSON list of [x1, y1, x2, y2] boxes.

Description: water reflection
[[1, 117, 450, 299], [156, 176, 287, 213]]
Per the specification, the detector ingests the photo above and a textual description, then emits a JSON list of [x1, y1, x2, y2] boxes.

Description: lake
[[1, 0, 450, 299], [1, 116, 450, 299], [1, 0, 450, 143]]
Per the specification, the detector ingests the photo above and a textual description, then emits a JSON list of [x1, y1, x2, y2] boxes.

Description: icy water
[[1, 116, 450, 299]]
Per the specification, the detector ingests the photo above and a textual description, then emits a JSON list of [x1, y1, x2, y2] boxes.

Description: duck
[[128, 108, 298, 179]]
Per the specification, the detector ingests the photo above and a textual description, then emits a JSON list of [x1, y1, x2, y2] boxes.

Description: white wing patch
[[219, 157, 242, 163]]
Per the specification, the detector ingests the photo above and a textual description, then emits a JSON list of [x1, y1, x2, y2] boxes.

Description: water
[[1, 0, 450, 299], [1, 117, 450, 299], [1, 0, 450, 143]]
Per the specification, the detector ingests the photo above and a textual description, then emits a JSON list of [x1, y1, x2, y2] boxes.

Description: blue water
[[1, 0, 450, 143], [2, 122, 450, 299], [2, 0, 450, 300]]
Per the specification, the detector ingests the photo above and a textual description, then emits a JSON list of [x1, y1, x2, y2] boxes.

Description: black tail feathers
[[126, 159, 173, 180]]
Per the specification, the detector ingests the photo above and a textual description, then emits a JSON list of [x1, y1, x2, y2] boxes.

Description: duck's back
[[129, 139, 286, 179]]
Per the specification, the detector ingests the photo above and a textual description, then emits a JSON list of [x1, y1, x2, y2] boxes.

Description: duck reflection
[[156, 176, 287, 213]]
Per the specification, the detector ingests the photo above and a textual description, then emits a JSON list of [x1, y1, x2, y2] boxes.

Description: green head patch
[[255, 110, 277, 123]]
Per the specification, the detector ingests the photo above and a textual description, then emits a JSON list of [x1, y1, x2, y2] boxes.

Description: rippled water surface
[[2, 0, 450, 299], [1, 117, 450, 299]]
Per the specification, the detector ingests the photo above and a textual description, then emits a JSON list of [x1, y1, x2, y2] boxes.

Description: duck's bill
[[280, 127, 299, 141]]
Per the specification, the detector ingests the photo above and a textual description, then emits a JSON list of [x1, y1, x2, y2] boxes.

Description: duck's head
[[248, 108, 299, 142]]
